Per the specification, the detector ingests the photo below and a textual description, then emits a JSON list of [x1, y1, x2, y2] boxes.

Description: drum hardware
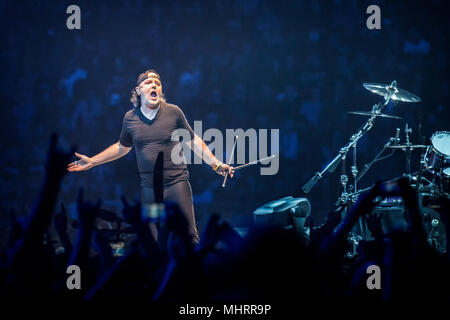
[[350, 166, 447, 254], [386, 145, 428, 149], [303, 81, 422, 241], [336, 129, 400, 206], [405, 123, 412, 143], [303, 80, 420, 195], [441, 167, 450, 196], [355, 125, 429, 193], [303, 102, 379, 194], [336, 175, 349, 206], [356, 128, 400, 184], [302, 80, 448, 252], [428, 220, 441, 250], [359, 194, 446, 254], [386, 129, 449, 254], [348, 111, 402, 120], [423, 131, 450, 171], [421, 207, 447, 254], [405, 123, 413, 174], [302, 81, 420, 239], [416, 143, 428, 193], [416, 131, 450, 199], [345, 232, 363, 258]]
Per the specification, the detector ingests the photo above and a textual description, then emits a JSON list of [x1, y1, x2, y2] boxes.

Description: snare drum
[[424, 131, 450, 170]]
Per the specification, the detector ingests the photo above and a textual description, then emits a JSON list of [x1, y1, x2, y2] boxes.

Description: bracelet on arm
[[212, 160, 222, 172]]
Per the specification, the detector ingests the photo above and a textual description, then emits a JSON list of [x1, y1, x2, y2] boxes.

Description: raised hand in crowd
[[68, 189, 101, 278], [196, 213, 242, 257], [6, 209, 23, 250], [121, 196, 160, 259], [433, 196, 450, 260], [8, 134, 74, 258], [3, 134, 75, 294], [153, 202, 200, 300], [91, 229, 115, 275], [320, 181, 383, 257], [54, 203, 72, 254], [365, 211, 383, 240], [162, 202, 196, 262]]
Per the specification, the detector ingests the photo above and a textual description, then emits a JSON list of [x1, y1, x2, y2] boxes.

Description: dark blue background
[[1, 0, 449, 245]]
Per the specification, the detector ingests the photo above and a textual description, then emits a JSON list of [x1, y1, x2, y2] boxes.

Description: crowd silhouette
[[0, 134, 448, 301]]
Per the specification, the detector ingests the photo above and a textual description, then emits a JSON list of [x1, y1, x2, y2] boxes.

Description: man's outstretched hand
[[67, 152, 95, 172]]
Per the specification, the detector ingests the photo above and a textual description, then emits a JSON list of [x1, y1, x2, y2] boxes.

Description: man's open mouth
[[150, 91, 157, 98]]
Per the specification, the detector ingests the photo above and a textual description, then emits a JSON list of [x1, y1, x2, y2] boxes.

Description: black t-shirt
[[119, 101, 195, 188]]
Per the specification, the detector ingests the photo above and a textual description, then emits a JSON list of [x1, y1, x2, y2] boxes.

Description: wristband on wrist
[[212, 161, 222, 172]]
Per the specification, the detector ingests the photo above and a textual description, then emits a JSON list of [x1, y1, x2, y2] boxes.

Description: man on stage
[[67, 69, 234, 243]]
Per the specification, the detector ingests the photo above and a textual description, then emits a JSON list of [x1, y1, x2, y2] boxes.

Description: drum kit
[[302, 80, 449, 254]]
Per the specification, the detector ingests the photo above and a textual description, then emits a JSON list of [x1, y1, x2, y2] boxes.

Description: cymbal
[[348, 111, 403, 119], [363, 81, 421, 102], [387, 144, 429, 149]]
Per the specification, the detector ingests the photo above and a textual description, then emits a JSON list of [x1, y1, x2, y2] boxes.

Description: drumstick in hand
[[222, 136, 238, 187]]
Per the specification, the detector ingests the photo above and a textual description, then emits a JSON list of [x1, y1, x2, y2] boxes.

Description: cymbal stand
[[302, 101, 386, 194], [339, 148, 348, 205], [404, 124, 413, 174], [351, 140, 358, 198], [338, 98, 394, 206], [302, 95, 397, 243]]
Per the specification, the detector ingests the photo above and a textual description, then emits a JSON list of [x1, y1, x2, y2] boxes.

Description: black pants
[[141, 180, 199, 243]]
